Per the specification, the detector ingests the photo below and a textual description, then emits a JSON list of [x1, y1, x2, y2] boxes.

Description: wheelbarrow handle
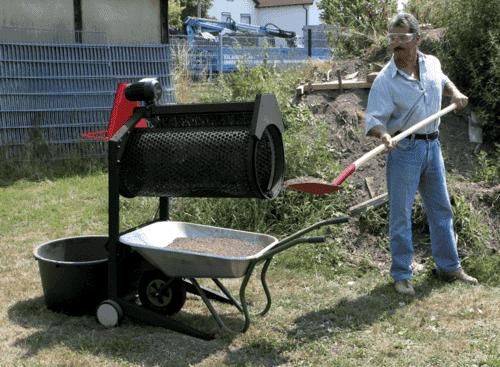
[[283, 216, 350, 242], [305, 236, 326, 243], [260, 236, 327, 260], [260, 216, 349, 259]]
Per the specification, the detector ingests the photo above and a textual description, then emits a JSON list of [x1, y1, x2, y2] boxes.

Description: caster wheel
[[96, 299, 123, 328], [138, 270, 186, 315]]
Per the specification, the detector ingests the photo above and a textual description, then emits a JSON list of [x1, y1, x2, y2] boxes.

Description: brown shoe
[[395, 280, 416, 296], [437, 268, 479, 285]]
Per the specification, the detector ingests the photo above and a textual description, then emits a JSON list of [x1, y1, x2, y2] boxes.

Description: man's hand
[[368, 126, 393, 149], [381, 133, 394, 149], [451, 90, 469, 110], [445, 81, 468, 110]]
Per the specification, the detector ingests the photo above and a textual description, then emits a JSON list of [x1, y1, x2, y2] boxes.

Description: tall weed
[[473, 145, 500, 184]]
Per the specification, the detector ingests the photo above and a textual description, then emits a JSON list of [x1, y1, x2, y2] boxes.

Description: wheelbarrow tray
[[119, 221, 278, 278]]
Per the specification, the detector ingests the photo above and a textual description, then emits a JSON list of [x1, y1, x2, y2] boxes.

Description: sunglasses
[[387, 33, 416, 43]]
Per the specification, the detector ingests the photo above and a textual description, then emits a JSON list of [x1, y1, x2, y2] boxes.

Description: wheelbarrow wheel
[[138, 270, 186, 315]]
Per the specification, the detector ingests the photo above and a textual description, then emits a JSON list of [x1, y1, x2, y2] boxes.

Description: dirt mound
[[304, 88, 386, 201]]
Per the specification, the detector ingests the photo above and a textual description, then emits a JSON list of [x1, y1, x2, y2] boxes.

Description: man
[[365, 13, 478, 296]]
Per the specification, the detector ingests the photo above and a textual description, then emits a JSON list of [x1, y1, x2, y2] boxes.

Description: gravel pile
[[168, 237, 266, 257]]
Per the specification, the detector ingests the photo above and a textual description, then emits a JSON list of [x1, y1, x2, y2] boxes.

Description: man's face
[[388, 25, 419, 57]]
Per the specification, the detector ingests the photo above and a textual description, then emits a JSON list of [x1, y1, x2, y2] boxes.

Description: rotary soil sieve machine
[[34, 79, 349, 340]]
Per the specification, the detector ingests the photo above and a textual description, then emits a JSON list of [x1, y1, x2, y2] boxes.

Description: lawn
[[0, 173, 498, 367]]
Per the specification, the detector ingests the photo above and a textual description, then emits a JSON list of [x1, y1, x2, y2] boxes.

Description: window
[[221, 12, 231, 22], [240, 14, 251, 24]]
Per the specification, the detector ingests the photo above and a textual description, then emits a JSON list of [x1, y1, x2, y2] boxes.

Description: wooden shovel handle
[[391, 103, 457, 144], [354, 103, 457, 168], [332, 103, 457, 186]]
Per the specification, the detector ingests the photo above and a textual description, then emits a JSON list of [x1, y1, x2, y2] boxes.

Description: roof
[[254, 0, 314, 8]]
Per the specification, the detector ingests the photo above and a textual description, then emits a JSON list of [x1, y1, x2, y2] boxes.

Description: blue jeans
[[386, 137, 460, 281]]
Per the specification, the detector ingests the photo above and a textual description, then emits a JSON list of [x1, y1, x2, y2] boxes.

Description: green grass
[[0, 170, 499, 367], [1, 64, 498, 366]]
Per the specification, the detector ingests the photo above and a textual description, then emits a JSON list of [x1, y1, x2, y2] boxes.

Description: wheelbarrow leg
[[258, 258, 273, 316], [189, 278, 248, 334], [236, 260, 273, 322], [183, 279, 234, 305], [212, 278, 243, 313]]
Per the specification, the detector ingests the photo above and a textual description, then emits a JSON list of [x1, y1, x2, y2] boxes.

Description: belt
[[394, 131, 439, 140]]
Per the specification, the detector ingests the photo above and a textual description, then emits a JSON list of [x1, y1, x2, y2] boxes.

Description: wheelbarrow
[[96, 216, 348, 339]]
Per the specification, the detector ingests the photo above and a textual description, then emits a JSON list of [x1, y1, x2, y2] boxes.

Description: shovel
[[285, 103, 457, 195]]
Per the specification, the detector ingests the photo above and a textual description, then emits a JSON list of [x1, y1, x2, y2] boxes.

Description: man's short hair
[[389, 13, 420, 35]]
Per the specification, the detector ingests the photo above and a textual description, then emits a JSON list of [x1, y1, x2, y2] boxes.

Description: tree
[[169, 0, 185, 29], [180, 0, 213, 20], [319, 0, 398, 35], [404, 0, 447, 26]]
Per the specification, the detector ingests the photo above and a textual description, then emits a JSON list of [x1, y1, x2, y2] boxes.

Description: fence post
[[219, 35, 224, 74], [307, 28, 312, 57], [74, 0, 83, 43]]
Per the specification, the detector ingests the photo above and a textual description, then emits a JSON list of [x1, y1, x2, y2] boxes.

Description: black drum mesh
[[119, 124, 284, 199], [155, 112, 251, 129]]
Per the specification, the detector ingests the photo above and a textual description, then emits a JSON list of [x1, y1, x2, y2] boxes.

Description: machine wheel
[[96, 299, 123, 328], [138, 270, 186, 315]]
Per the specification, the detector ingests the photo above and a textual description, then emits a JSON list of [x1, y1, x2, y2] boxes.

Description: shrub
[[406, 0, 499, 142], [404, 0, 448, 27], [436, 0, 500, 142]]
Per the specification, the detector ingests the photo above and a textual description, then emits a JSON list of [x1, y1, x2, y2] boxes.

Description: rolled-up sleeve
[[365, 76, 395, 135], [436, 57, 451, 89]]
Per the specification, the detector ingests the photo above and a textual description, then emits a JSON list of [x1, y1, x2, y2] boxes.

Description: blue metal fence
[[0, 42, 175, 161], [170, 33, 332, 77], [1, 27, 336, 161]]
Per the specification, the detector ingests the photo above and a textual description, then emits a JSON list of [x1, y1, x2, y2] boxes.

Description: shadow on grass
[[0, 158, 107, 188], [7, 296, 286, 366], [289, 271, 448, 341]]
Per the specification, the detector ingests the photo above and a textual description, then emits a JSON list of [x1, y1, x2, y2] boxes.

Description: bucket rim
[[33, 235, 109, 265]]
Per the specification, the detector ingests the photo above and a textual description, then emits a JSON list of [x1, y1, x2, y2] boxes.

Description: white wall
[[257, 6, 308, 36], [207, 0, 257, 23], [308, 0, 322, 25], [0, 0, 73, 30], [0, 0, 163, 43], [83, 0, 161, 43], [207, 0, 323, 36]]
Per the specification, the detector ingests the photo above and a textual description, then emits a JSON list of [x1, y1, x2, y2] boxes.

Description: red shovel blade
[[284, 164, 356, 195], [284, 177, 342, 195]]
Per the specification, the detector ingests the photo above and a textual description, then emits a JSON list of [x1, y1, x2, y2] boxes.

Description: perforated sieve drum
[[118, 94, 284, 199]]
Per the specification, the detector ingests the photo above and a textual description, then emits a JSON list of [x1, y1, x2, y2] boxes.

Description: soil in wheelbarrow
[[168, 237, 265, 257]]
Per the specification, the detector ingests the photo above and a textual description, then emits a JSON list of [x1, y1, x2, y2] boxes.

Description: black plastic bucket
[[33, 236, 108, 316]]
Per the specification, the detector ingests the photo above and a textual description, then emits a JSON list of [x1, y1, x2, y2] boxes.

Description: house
[[0, 0, 168, 43], [207, 0, 322, 38]]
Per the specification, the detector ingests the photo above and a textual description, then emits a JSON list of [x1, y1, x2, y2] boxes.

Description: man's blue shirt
[[365, 51, 450, 135]]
